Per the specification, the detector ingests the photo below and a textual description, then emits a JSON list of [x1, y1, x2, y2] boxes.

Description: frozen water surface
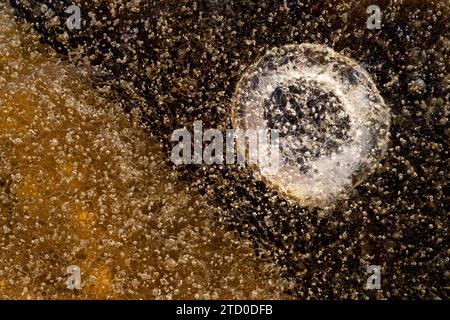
[[2, 0, 449, 300], [0, 3, 288, 299], [233, 44, 390, 207]]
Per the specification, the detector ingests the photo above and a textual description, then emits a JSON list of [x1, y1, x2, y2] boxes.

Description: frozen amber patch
[[232, 43, 391, 207]]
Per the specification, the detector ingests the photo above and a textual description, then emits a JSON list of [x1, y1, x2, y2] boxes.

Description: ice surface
[[0, 3, 288, 299], [233, 44, 391, 207]]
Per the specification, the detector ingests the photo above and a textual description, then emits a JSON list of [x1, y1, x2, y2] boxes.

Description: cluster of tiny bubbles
[[0, 2, 289, 299], [232, 43, 391, 207]]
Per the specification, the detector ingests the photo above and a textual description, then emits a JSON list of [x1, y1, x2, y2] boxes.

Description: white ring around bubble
[[232, 43, 391, 207]]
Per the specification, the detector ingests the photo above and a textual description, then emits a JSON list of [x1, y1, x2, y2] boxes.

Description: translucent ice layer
[[232, 44, 391, 207]]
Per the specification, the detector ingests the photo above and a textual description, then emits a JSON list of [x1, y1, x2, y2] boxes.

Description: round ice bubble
[[232, 43, 391, 207]]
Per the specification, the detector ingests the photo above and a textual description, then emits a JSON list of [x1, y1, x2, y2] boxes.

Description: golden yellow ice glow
[[0, 3, 289, 299]]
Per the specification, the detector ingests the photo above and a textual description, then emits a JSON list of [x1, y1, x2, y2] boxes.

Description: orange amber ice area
[[2, 0, 449, 301], [0, 4, 289, 299]]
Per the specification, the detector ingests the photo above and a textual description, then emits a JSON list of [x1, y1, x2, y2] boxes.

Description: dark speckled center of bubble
[[264, 79, 351, 169]]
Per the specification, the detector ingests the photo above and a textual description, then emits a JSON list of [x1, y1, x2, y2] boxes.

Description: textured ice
[[233, 44, 391, 207], [2, 0, 449, 300], [0, 3, 288, 299]]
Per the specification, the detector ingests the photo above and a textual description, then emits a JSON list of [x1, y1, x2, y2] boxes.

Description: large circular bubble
[[232, 43, 391, 207]]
